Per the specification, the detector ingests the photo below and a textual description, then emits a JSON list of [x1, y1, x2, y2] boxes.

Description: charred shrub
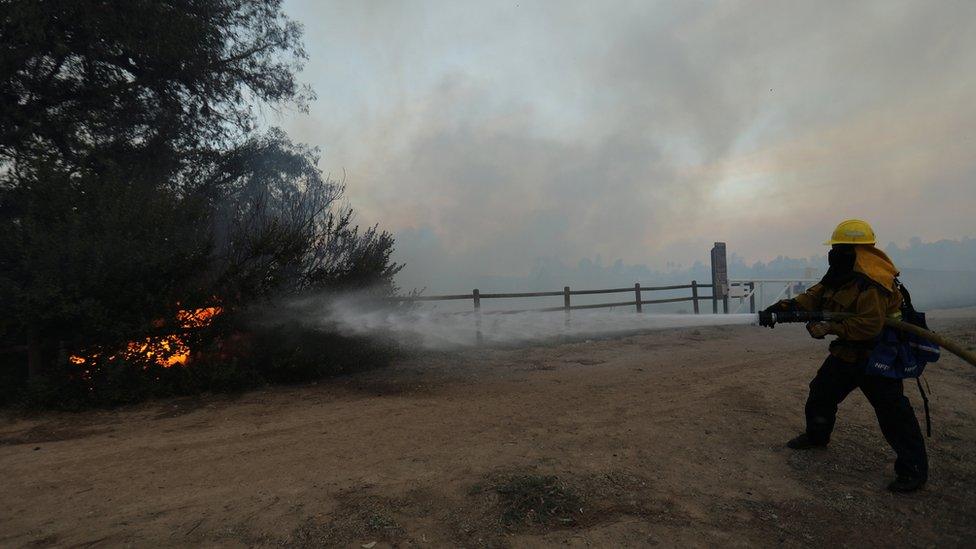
[[247, 322, 398, 384], [0, 350, 27, 406], [16, 357, 176, 410]]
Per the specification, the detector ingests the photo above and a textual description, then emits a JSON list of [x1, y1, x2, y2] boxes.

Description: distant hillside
[[896, 268, 976, 309], [884, 237, 976, 271]]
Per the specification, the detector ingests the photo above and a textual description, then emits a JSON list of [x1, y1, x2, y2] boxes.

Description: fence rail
[[398, 278, 825, 315], [395, 280, 754, 316]]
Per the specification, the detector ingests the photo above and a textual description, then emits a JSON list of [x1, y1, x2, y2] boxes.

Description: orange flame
[[70, 306, 222, 368]]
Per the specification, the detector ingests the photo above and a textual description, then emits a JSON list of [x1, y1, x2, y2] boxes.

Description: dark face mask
[[821, 245, 856, 288]]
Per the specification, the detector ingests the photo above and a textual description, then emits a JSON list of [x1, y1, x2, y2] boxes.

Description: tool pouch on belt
[[865, 326, 922, 378]]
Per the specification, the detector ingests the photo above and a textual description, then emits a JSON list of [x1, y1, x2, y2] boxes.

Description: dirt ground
[[3, 310, 976, 548]]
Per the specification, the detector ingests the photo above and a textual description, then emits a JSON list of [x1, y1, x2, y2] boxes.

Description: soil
[[2, 309, 976, 548]]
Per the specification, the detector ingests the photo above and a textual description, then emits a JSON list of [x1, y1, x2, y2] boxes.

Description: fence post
[[691, 280, 699, 314], [473, 289, 482, 345], [563, 286, 571, 325], [749, 282, 756, 313], [634, 283, 642, 312], [712, 287, 718, 314], [722, 295, 729, 314]]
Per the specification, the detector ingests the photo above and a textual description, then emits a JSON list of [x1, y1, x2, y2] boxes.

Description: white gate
[[727, 279, 820, 313]]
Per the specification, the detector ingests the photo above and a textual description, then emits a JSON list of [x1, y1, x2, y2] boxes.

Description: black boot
[[888, 475, 926, 493], [787, 433, 828, 450]]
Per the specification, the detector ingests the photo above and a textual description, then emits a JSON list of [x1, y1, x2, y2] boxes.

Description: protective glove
[[806, 321, 830, 339]]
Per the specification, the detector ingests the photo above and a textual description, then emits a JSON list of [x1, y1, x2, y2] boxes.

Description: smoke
[[269, 291, 755, 350], [280, 0, 976, 288]]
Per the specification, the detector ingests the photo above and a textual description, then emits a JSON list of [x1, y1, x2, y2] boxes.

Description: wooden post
[[722, 295, 729, 314], [749, 282, 756, 313], [563, 286, 571, 324], [634, 283, 642, 312], [711, 242, 728, 314], [473, 289, 482, 345], [691, 280, 700, 314]]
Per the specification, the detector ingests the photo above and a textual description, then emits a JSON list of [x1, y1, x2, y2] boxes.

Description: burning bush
[[0, 1, 403, 408]]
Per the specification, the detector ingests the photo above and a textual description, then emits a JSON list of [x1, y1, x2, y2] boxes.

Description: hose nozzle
[[757, 310, 826, 328]]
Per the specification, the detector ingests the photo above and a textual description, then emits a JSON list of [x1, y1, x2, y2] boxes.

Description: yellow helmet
[[824, 219, 876, 246]]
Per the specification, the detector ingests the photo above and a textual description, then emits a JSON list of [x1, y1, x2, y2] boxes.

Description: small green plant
[[490, 474, 583, 528], [365, 512, 400, 534]]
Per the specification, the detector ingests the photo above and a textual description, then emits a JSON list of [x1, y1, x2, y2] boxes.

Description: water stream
[[320, 298, 757, 349]]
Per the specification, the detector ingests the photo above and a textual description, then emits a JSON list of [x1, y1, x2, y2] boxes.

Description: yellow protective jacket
[[790, 246, 902, 363]]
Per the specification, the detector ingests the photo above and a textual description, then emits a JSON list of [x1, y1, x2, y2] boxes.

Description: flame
[[125, 335, 191, 367], [70, 306, 222, 368], [177, 306, 221, 328]]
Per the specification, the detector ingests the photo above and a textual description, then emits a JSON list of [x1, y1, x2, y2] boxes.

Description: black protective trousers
[[805, 354, 928, 479]]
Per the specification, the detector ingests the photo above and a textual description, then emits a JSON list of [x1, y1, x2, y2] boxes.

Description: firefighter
[[764, 219, 928, 492]]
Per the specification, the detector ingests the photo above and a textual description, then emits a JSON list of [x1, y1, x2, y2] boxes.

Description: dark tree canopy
[[0, 0, 310, 178]]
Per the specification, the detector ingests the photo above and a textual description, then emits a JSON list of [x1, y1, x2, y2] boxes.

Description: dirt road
[[3, 311, 975, 547]]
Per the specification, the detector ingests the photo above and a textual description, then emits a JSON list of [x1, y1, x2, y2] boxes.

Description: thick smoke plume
[[283, 0, 976, 288]]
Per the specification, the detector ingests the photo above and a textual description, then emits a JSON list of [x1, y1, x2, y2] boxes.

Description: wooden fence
[[397, 281, 758, 315]]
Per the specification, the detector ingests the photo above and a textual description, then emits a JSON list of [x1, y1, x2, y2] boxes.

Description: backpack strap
[[896, 277, 915, 311], [915, 376, 932, 437]]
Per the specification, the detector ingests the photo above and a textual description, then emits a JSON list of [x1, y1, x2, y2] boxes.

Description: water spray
[[288, 292, 976, 367], [757, 310, 976, 368], [325, 303, 758, 349]]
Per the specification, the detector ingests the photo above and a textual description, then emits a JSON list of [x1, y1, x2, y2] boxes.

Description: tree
[[0, 0, 309, 173]]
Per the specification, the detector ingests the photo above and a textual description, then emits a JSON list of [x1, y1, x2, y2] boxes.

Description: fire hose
[[757, 310, 976, 368]]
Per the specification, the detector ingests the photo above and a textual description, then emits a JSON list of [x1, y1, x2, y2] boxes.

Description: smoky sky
[[277, 0, 976, 290]]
